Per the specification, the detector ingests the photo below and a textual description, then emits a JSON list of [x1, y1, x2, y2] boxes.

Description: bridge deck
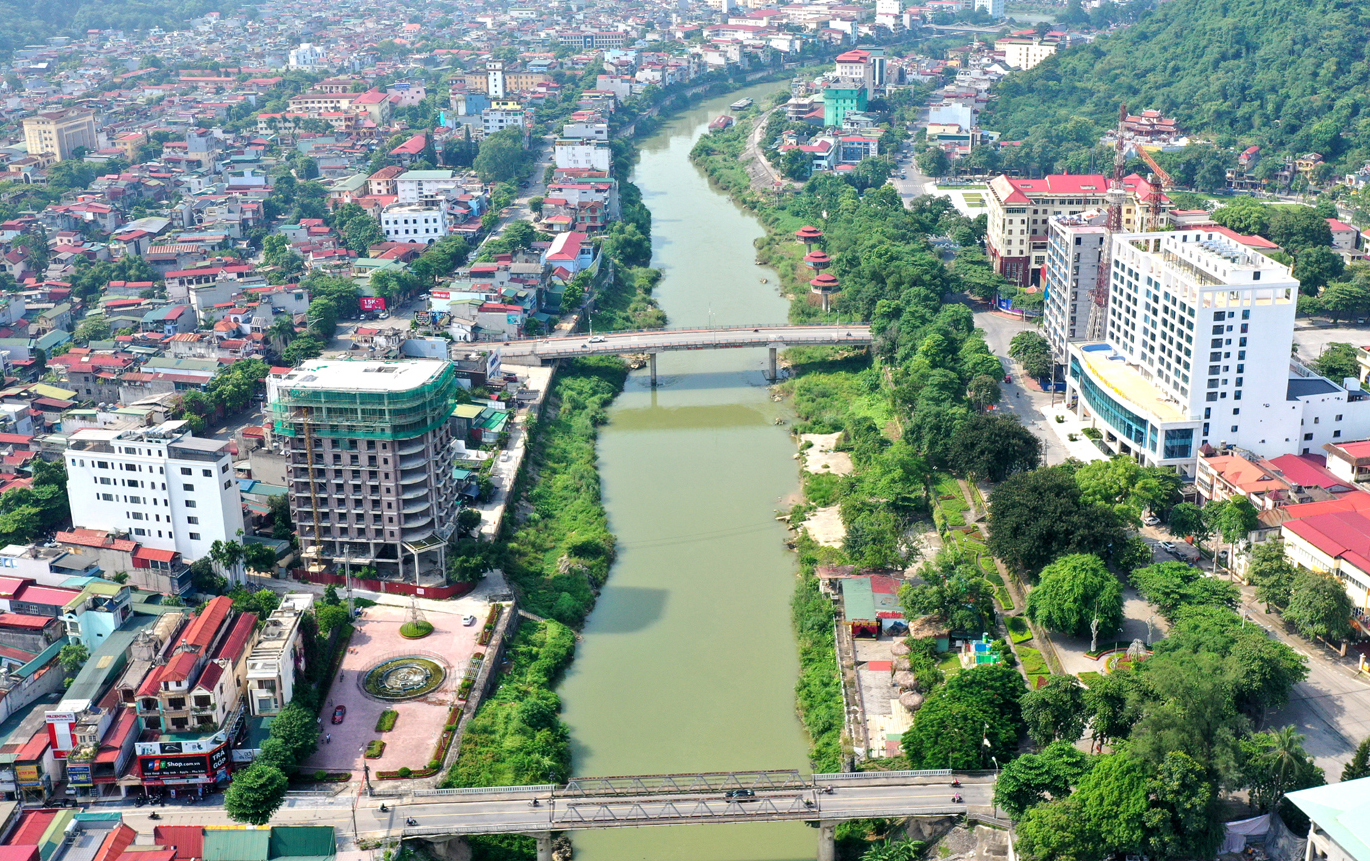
[[493, 324, 873, 362]]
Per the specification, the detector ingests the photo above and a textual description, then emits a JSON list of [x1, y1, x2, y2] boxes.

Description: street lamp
[[990, 756, 1000, 820]]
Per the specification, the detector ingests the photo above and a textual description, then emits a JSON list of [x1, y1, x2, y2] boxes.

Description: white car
[[588, 335, 606, 343], [462, 615, 477, 627], [1143, 515, 1160, 527], [1159, 541, 1177, 553]]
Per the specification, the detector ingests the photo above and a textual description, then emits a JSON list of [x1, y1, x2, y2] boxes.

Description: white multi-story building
[[380, 204, 448, 243], [995, 36, 1056, 70], [482, 102, 529, 138], [64, 422, 243, 562], [974, 0, 1006, 18], [394, 169, 462, 205], [1043, 213, 1109, 363], [288, 43, 325, 69], [1065, 230, 1370, 476], [554, 139, 613, 172]]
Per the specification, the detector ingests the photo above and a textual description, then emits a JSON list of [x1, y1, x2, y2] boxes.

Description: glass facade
[[1071, 357, 1148, 445], [1163, 428, 1194, 460]]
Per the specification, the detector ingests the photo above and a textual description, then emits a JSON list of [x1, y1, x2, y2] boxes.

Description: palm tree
[[268, 313, 298, 356]]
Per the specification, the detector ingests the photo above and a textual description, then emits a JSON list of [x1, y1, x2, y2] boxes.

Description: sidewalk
[[1041, 402, 1108, 464]]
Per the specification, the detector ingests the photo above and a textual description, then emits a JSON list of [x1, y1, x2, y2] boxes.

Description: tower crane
[[1134, 146, 1174, 231], [1084, 104, 1129, 342]]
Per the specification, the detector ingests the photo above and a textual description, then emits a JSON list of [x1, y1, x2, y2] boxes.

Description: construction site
[[268, 360, 463, 585]]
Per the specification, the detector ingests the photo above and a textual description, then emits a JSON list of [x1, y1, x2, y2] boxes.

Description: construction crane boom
[[1135, 147, 1174, 231], [1085, 104, 1129, 342]]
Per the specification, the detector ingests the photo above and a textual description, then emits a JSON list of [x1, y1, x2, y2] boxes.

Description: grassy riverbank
[[502, 357, 629, 627]]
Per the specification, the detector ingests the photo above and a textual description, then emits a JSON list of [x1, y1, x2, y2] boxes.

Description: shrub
[[376, 710, 398, 732], [314, 770, 328, 781], [1006, 616, 1033, 644], [365, 740, 386, 758], [399, 620, 433, 639], [1018, 646, 1049, 677], [397, 767, 412, 778]]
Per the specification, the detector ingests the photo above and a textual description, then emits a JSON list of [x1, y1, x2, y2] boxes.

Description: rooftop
[[274, 360, 450, 394], [1285, 777, 1370, 860], [1075, 344, 1188, 423]]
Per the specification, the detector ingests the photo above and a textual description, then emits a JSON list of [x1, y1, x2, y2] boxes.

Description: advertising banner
[[359, 297, 386, 311], [140, 755, 209, 778], [15, 765, 40, 786], [66, 764, 93, 786]]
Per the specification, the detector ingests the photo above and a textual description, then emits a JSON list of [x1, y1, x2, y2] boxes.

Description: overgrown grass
[[937, 651, 963, 676], [504, 358, 628, 627], [803, 471, 844, 507], [792, 533, 846, 773], [445, 620, 577, 789]]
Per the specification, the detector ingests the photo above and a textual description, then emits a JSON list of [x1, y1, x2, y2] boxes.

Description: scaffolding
[[271, 362, 460, 441]]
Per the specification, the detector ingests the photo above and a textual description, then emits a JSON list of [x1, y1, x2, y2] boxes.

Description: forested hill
[[0, 0, 251, 58], [983, 0, 1370, 173]]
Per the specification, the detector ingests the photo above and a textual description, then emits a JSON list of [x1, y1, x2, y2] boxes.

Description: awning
[[133, 547, 178, 563]]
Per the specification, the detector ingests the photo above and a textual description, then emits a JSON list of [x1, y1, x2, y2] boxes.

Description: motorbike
[[406, 818, 417, 826], [379, 804, 389, 812], [148, 812, 160, 820], [952, 794, 963, 804], [530, 799, 540, 807], [951, 779, 960, 787], [822, 785, 834, 794]]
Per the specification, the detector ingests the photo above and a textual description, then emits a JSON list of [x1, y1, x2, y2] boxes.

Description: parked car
[[332, 705, 347, 724], [1159, 541, 1177, 553], [462, 615, 478, 626], [1143, 515, 1160, 527]]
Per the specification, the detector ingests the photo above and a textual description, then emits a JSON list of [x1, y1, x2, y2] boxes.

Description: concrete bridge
[[365, 769, 993, 861], [494, 324, 874, 384]]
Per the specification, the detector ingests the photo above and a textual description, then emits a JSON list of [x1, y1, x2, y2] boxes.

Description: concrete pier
[[535, 833, 552, 861], [649, 352, 657, 387], [817, 822, 837, 861], [768, 346, 777, 381]]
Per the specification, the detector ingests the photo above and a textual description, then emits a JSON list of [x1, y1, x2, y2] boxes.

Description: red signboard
[[359, 297, 386, 311]]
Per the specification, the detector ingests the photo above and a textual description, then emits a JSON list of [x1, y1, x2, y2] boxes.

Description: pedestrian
[[326, 733, 331, 743]]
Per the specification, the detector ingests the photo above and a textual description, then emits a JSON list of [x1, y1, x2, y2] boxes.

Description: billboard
[[139, 743, 229, 779], [431, 290, 450, 300], [15, 765, 40, 786], [359, 297, 386, 311], [66, 764, 92, 786]]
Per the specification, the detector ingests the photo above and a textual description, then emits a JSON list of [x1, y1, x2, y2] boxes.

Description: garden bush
[[376, 710, 398, 732]]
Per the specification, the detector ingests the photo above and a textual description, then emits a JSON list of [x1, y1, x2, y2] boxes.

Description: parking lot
[[301, 603, 482, 777]]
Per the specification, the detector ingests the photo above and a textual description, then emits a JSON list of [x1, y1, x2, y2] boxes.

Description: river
[[557, 82, 816, 861]]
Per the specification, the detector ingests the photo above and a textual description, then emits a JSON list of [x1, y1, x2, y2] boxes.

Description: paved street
[[972, 308, 1071, 466], [116, 777, 995, 842], [495, 323, 872, 362], [1292, 320, 1370, 365]]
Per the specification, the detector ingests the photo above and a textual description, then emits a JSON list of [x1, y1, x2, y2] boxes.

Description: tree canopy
[[1025, 553, 1123, 638]]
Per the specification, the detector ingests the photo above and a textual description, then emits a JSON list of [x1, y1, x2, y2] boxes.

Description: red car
[[331, 705, 346, 725]]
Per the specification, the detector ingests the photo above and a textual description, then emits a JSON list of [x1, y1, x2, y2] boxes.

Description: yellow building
[[23, 109, 97, 161]]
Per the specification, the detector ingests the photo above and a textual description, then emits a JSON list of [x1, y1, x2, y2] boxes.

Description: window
[[1335, 430, 1342, 438], [185, 500, 196, 508], [188, 532, 201, 540], [183, 483, 194, 491], [1304, 433, 1314, 441], [1206, 392, 1219, 402], [180, 467, 192, 475], [1337, 414, 1344, 421], [186, 516, 199, 525], [202, 469, 212, 477]]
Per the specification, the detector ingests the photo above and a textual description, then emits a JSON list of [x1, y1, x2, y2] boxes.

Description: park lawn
[[937, 651, 963, 676], [1006, 616, 1033, 644], [995, 587, 1014, 611], [1018, 646, 1049, 677], [1078, 671, 1102, 687]]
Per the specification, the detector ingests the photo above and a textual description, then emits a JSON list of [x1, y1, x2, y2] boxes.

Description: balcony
[[401, 498, 431, 514], [398, 452, 427, 469], [401, 485, 428, 500], [399, 469, 428, 486], [397, 438, 426, 456]]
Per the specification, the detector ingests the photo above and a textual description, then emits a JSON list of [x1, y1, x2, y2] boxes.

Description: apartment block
[[1065, 230, 1370, 476], [269, 360, 460, 582], [380, 204, 448, 243], [23, 109, 98, 162], [64, 422, 243, 564], [244, 593, 311, 715], [1042, 213, 1108, 362]]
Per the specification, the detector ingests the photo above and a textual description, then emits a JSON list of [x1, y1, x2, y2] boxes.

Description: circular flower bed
[[399, 620, 434, 639], [363, 656, 447, 700]]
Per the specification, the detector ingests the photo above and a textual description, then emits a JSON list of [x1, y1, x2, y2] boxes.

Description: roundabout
[[363, 656, 448, 700]]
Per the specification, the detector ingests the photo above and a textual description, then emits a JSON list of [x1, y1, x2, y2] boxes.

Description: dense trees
[[901, 663, 1025, 769], [983, 0, 1370, 175], [0, 459, 70, 545], [474, 128, 531, 184], [947, 414, 1041, 481], [1025, 554, 1123, 638], [1310, 342, 1360, 381], [223, 763, 288, 825], [1283, 569, 1354, 643], [1008, 331, 1053, 379], [1021, 676, 1086, 746], [899, 552, 996, 633], [987, 466, 1126, 577], [1131, 561, 1238, 622]]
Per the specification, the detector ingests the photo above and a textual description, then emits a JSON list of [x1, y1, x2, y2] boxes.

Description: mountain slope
[[984, 0, 1370, 171]]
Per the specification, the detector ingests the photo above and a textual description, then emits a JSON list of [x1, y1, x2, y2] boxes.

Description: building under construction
[[269, 359, 461, 583]]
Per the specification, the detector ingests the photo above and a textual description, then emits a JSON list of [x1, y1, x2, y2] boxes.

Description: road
[[744, 106, 786, 187], [1292, 321, 1370, 366], [972, 307, 1071, 465], [494, 324, 873, 362], [117, 777, 994, 841]]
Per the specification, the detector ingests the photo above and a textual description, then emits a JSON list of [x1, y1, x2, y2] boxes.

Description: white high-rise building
[[487, 60, 506, 99], [1066, 230, 1370, 476], [1043, 213, 1109, 364], [65, 422, 244, 562], [974, 0, 1005, 18]]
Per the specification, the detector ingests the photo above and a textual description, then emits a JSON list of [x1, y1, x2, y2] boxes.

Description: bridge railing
[[813, 769, 953, 781], [371, 783, 555, 799], [558, 769, 807, 798]]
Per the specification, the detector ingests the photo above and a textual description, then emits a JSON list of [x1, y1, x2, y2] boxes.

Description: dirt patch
[[804, 505, 845, 547], [800, 432, 853, 476]]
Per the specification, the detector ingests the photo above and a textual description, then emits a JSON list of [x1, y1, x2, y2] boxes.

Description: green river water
[[556, 82, 817, 861]]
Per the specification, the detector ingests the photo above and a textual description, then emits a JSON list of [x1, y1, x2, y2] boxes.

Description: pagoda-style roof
[[809, 272, 840, 291], [795, 225, 824, 241]]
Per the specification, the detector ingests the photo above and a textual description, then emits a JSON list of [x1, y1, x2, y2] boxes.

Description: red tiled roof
[[161, 650, 199, 683], [1285, 510, 1370, 575], [210, 612, 256, 664], [56, 529, 138, 552], [132, 547, 179, 563], [0, 613, 55, 630], [153, 827, 203, 861], [180, 595, 232, 651], [9, 812, 57, 846]]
